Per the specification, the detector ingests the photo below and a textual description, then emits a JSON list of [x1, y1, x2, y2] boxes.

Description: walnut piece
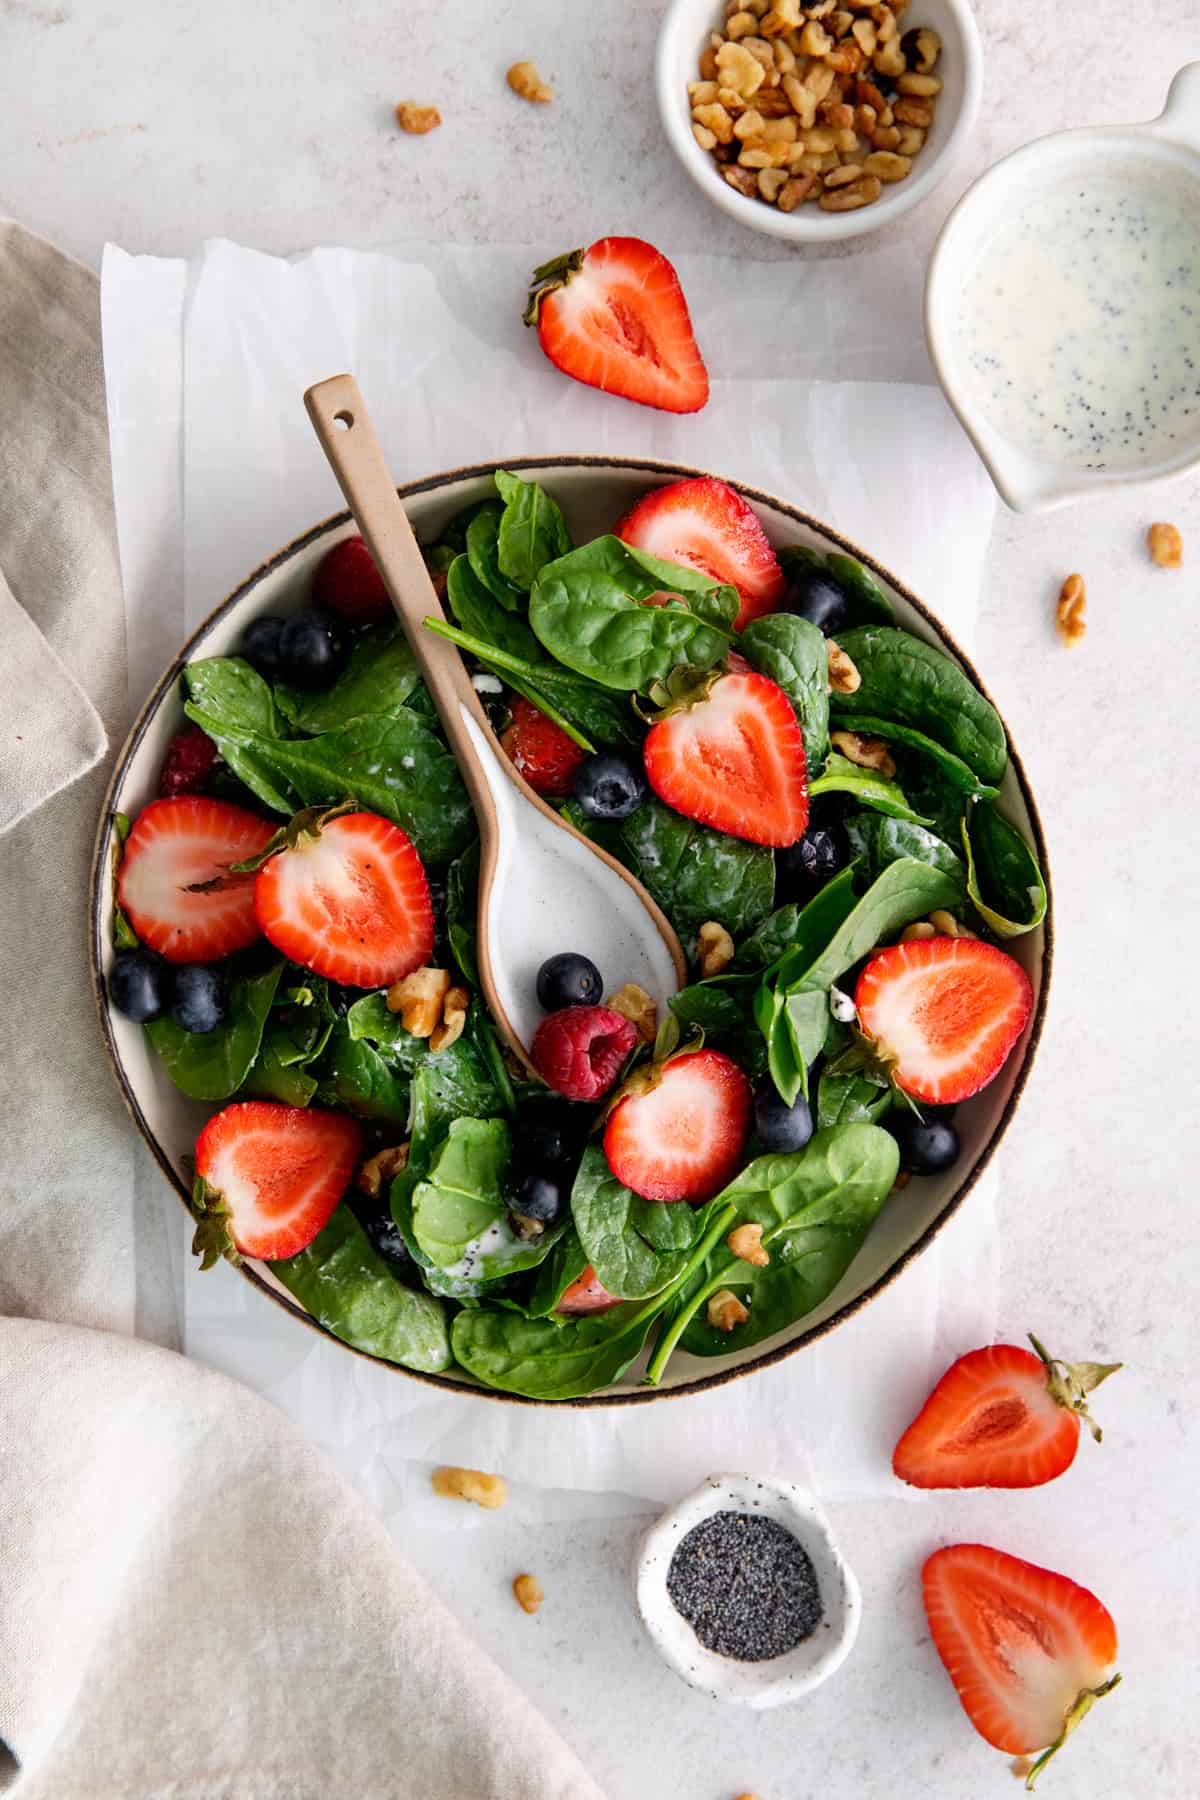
[[827, 638, 862, 693], [431, 1466, 508, 1509], [1056, 573, 1087, 648], [430, 984, 470, 1053], [395, 101, 441, 135], [356, 1143, 409, 1201], [1148, 522, 1183, 568], [928, 908, 976, 940], [606, 982, 658, 1044], [513, 1573, 544, 1615], [727, 1222, 770, 1267], [900, 920, 936, 942], [506, 60, 553, 104], [830, 728, 896, 776], [697, 920, 735, 977], [387, 966, 452, 1037], [707, 1288, 750, 1333]]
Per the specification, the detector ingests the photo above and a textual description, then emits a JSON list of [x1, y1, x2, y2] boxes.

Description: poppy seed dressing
[[665, 1510, 823, 1661]]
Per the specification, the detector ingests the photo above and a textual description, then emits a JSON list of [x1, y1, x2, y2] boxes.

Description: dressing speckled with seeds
[[957, 176, 1200, 470]]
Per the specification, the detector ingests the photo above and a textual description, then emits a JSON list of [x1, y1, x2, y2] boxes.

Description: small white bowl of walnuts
[[657, 0, 982, 241]]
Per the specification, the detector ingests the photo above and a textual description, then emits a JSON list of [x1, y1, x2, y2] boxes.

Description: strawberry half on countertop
[[616, 477, 785, 629], [855, 936, 1034, 1105], [500, 695, 587, 797], [524, 237, 709, 415], [192, 1100, 363, 1264], [642, 668, 808, 848], [118, 796, 276, 963], [893, 1335, 1122, 1490], [923, 1543, 1120, 1789], [603, 1048, 751, 1202], [253, 808, 434, 989]]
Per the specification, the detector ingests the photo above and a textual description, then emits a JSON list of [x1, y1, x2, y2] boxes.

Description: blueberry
[[511, 1169, 564, 1225], [355, 1202, 417, 1276], [888, 1112, 960, 1175], [536, 952, 603, 1010], [169, 964, 227, 1034], [754, 1080, 814, 1153], [241, 615, 287, 681], [277, 609, 346, 691], [572, 752, 646, 822], [784, 565, 850, 636], [518, 1101, 586, 1175], [108, 950, 166, 1023], [776, 818, 848, 901]]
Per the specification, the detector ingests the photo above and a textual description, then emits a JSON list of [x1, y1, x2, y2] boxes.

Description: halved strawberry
[[893, 1336, 1122, 1490], [855, 937, 1033, 1105], [642, 670, 808, 848], [923, 1543, 1120, 1786], [525, 237, 709, 415], [556, 1266, 623, 1316], [616, 478, 785, 628], [603, 1048, 751, 1202], [192, 1101, 363, 1264], [117, 796, 275, 963], [500, 695, 587, 797], [253, 810, 433, 989]]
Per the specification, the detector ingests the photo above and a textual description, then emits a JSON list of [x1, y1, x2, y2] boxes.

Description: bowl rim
[[89, 451, 1053, 1408], [654, 0, 984, 245]]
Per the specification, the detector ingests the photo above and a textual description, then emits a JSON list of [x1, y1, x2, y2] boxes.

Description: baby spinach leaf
[[467, 503, 528, 612], [774, 857, 961, 993], [808, 752, 931, 825], [529, 537, 734, 691], [241, 1026, 319, 1106], [570, 1144, 705, 1301], [735, 866, 861, 973], [816, 1070, 892, 1131], [412, 1117, 567, 1280], [669, 982, 766, 1075], [495, 469, 572, 589], [650, 1123, 900, 1367], [184, 656, 285, 736], [830, 710, 999, 801], [432, 499, 490, 554], [429, 620, 644, 751], [740, 613, 830, 774], [325, 1026, 411, 1124], [844, 812, 965, 899], [446, 555, 543, 662], [963, 800, 1048, 939], [345, 991, 426, 1065], [270, 1203, 451, 1373], [618, 797, 775, 939], [755, 986, 828, 1105], [446, 839, 480, 987], [275, 623, 421, 733], [833, 626, 1008, 786], [145, 962, 282, 1101], [779, 546, 895, 625], [528, 1229, 591, 1318]]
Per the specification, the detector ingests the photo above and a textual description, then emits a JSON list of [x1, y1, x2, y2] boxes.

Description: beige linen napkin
[[0, 221, 603, 1800]]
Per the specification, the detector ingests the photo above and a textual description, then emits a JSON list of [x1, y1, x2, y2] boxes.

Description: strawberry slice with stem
[[854, 935, 1034, 1105], [642, 667, 808, 847], [117, 795, 275, 963], [922, 1542, 1121, 1790], [603, 1047, 751, 1202], [525, 237, 709, 414], [893, 1334, 1122, 1489], [616, 477, 785, 628], [192, 1100, 364, 1264]]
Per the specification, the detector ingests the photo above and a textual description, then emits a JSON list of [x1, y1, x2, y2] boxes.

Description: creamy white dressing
[[956, 175, 1200, 470]]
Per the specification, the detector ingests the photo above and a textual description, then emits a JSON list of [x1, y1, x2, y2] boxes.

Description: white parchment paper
[[101, 237, 997, 1516]]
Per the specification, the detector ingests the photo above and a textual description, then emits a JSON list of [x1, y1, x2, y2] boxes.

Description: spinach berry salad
[[104, 468, 1047, 1400]]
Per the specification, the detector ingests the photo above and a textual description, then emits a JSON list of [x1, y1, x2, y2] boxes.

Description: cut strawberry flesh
[[118, 796, 275, 963], [195, 1101, 363, 1261], [643, 671, 808, 848], [893, 1345, 1080, 1490], [253, 812, 433, 989], [855, 937, 1033, 1105], [557, 1266, 623, 1316], [923, 1543, 1119, 1756], [603, 1049, 751, 1202], [500, 696, 587, 797], [616, 477, 784, 627]]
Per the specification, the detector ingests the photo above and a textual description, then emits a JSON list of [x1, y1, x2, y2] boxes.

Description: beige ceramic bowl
[[90, 457, 1050, 1405]]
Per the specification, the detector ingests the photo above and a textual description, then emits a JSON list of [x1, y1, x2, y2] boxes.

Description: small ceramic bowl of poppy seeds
[[635, 1472, 861, 1706]]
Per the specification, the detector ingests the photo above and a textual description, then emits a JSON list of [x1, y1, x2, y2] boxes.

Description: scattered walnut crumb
[[431, 1466, 508, 1509], [507, 59, 553, 103], [727, 1222, 770, 1267], [395, 101, 441, 135], [891, 1169, 912, 1192], [430, 983, 470, 1053], [707, 1288, 750, 1333], [356, 1143, 409, 1201], [928, 909, 976, 940], [513, 1573, 544, 1614], [1056, 573, 1087, 648], [697, 920, 735, 977], [734, 1793, 766, 1800], [1010, 1756, 1035, 1780], [606, 982, 658, 1043], [830, 728, 896, 777], [387, 966, 451, 1035], [1147, 522, 1183, 568], [900, 920, 936, 942], [827, 638, 861, 694]]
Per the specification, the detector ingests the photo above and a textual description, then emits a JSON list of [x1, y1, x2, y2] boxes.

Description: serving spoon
[[304, 374, 686, 1078]]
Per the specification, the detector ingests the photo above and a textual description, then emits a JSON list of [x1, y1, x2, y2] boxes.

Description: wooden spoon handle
[[303, 373, 497, 822]]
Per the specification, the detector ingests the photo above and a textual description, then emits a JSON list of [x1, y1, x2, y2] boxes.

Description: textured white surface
[[5, 2, 1200, 1797]]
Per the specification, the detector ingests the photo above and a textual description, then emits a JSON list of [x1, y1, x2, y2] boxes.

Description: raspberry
[[157, 724, 218, 797], [312, 535, 392, 625], [531, 1006, 638, 1102], [500, 697, 587, 797]]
